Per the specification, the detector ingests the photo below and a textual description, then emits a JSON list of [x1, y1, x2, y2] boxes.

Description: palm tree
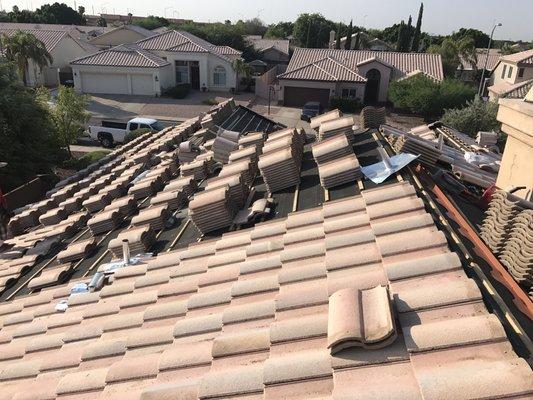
[[0, 31, 53, 86], [429, 37, 477, 77]]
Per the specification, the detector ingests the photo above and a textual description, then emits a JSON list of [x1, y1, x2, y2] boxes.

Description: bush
[[163, 84, 191, 99], [388, 75, 476, 118], [124, 128, 151, 144], [202, 98, 218, 106], [330, 97, 362, 113], [62, 150, 110, 171], [441, 98, 500, 137]]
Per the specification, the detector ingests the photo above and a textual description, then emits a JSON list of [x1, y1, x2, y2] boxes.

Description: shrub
[[441, 98, 500, 137], [124, 128, 151, 144], [202, 98, 218, 106], [330, 97, 362, 113], [163, 84, 191, 99], [388, 75, 476, 118], [62, 150, 110, 171]]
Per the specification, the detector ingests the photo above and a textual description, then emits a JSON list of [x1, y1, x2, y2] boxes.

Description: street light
[[478, 22, 502, 98]]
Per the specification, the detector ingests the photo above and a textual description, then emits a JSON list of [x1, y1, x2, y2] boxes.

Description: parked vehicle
[[88, 117, 164, 148], [300, 101, 323, 122]]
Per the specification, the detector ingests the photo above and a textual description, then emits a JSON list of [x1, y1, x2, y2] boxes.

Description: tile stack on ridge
[[39, 206, 67, 226], [310, 108, 342, 130], [103, 195, 138, 215], [212, 133, 239, 164], [258, 128, 305, 193], [318, 115, 357, 141], [131, 204, 170, 231], [108, 225, 156, 258], [163, 176, 197, 198], [180, 159, 208, 181], [56, 237, 97, 263], [87, 209, 124, 235], [83, 193, 112, 213], [149, 189, 187, 211], [128, 176, 164, 200], [360, 106, 386, 129], [238, 132, 265, 150], [189, 185, 237, 234], [312, 135, 362, 189], [177, 141, 200, 165], [0, 181, 531, 399], [389, 132, 442, 166], [204, 174, 248, 209]]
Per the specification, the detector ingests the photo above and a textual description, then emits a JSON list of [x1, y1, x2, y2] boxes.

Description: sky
[[1, 0, 532, 41]]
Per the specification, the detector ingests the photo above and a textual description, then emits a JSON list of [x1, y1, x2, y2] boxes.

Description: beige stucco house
[[245, 36, 290, 67], [88, 24, 156, 49], [495, 86, 533, 201], [277, 48, 443, 107], [488, 49, 533, 100], [0, 24, 98, 87], [71, 30, 242, 96]]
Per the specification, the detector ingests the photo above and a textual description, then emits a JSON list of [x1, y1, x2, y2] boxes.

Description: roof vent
[[327, 285, 396, 354]]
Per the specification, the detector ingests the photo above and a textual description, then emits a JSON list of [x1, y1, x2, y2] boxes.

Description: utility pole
[[478, 22, 502, 98]]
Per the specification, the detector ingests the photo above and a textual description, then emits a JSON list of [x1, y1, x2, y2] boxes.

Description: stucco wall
[[357, 61, 392, 103], [492, 61, 533, 86], [90, 29, 147, 47], [262, 48, 289, 63]]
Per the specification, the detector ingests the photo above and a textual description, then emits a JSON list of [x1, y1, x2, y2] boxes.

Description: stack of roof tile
[[360, 106, 386, 129], [103, 195, 137, 215], [312, 135, 353, 164], [108, 225, 156, 257], [205, 175, 248, 209], [39, 206, 67, 226], [390, 134, 442, 166], [57, 237, 97, 263], [150, 190, 187, 211], [131, 204, 170, 231], [7, 209, 40, 235], [318, 116, 356, 141], [213, 136, 239, 164], [87, 209, 124, 235], [180, 159, 208, 180], [476, 131, 499, 147], [500, 209, 533, 288], [163, 177, 197, 198], [82, 193, 111, 213], [27, 263, 71, 291], [229, 145, 259, 164], [128, 176, 164, 200], [238, 132, 265, 150], [218, 159, 256, 186], [318, 153, 362, 189], [189, 186, 237, 234], [310, 109, 342, 130]]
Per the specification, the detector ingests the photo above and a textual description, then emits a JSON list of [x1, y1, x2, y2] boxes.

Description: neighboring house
[[136, 30, 241, 93], [456, 48, 501, 81], [329, 32, 393, 52], [0, 25, 98, 87], [88, 24, 156, 48], [488, 49, 533, 100], [71, 44, 171, 96], [277, 48, 443, 107], [245, 35, 290, 66]]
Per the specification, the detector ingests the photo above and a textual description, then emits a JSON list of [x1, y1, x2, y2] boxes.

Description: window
[[342, 88, 357, 98], [213, 66, 226, 86], [129, 123, 139, 131], [501, 65, 507, 79], [518, 67, 524, 78], [140, 124, 151, 130], [175, 60, 189, 84], [508, 66, 513, 78]]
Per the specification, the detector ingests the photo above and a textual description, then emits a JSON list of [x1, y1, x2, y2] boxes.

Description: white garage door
[[81, 72, 128, 94], [131, 74, 154, 95]]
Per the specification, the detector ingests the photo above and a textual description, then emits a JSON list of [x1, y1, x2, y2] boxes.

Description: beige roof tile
[[270, 313, 328, 344], [264, 349, 332, 385], [159, 341, 212, 371], [212, 328, 270, 358], [173, 313, 222, 338], [102, 312, 144, 332], [105, 353, 160, 384], [140, 381, 198, 400], [56, 367, 109, 395], [82, 338, 127, 361], [199, 364, 264, 398], [222, 300, 276, 325], [143, 300, 187, 322], [0, 359, 40, 381]]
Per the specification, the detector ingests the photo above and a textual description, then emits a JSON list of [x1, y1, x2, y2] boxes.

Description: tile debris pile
[[481, 190, 533, 298], [381, 124, 501, 189], [258, 128, 305, 193], [312, 135, 362, 189], [360, 106, 386, 130], [0, 181, 531, 399]]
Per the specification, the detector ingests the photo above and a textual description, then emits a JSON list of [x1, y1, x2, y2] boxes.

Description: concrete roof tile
[[126, 326, 174, 349], [140, 381, 198, 400], [199, 364, 264, 398], [143, 299, 188, 322], [56, 367, 109, 395], [159, 341, 213, 371], [264, 349, 332, 385], [82, 338, 127, 361], [222, 299, 276, 325], [173, 313, 222, 338], [212, 328, 270, 358], [106, 353, 160, 383], [270, 313, 328, 343]]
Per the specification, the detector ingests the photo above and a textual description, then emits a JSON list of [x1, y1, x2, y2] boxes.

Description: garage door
[[284, 86, 330, 107], [81, 72, 128, 94], [131, 74, 154, 95]]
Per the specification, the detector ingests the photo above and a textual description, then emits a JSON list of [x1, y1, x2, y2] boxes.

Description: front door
[[364, 69, 381, 104], [190, 62, 200, 90]]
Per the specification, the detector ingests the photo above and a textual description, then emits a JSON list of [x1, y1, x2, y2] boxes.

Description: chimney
[[329, 30, 336, 48]]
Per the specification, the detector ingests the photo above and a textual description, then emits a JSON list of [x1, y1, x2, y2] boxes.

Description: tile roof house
[[0, 181, 531, 399], [488, 49, 533, 100], [87, 24, 156, 49], [456, 48, 502, 81], [0, 24, 99, 87], [71, 30, 242, 96], [245, 36, 290, 66], [277, 48, 443, 107]]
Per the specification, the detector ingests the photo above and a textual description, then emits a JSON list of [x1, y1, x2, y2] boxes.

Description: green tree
[[389, 75, 476, 117], [137, 15, 170, 30], [411, 2, 424, 52], [97, 16, 107, 27], [451, 28, 490, 48], [441, 98, 500, 137], [292, 13, 335, 48], [46, 86, 90, 157], [0, 57, 64, 191], [264, 22, 294, 39], [428, 36, 477, 77], [345, 20, 353, 50], [33, 2, 86, 25], [396, 20, 408, 51], [335, 23, 342, 49], [0, 31, 53, 85]]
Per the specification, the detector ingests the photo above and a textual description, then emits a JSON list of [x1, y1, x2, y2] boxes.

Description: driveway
[[250, 98, 311, 132], [87, 91, 255, 123]]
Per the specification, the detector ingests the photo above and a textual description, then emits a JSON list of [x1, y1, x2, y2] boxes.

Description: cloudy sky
[[2, 0, 531, 41]]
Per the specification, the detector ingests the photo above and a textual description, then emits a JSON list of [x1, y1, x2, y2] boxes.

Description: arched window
[[213, 66, 226, 86]]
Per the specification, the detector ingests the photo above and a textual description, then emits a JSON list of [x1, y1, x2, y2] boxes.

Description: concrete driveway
[[250, 99, 311, 132]]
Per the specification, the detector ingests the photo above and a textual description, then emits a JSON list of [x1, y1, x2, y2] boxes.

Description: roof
[[0, 178, 531, 398], [71, 44, 171, 68], [489, 78, 533, 98], [245, 36, 290, 55], [279, 48, 444, 82], [129, 117, 158, 124], [499, 48, 533, 65], [0, 22, 110, 35], [458, 48, 502, 71], [136, 30, 242, 63], [88, 24, 156, 44], [0, 28, 68, 53]]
